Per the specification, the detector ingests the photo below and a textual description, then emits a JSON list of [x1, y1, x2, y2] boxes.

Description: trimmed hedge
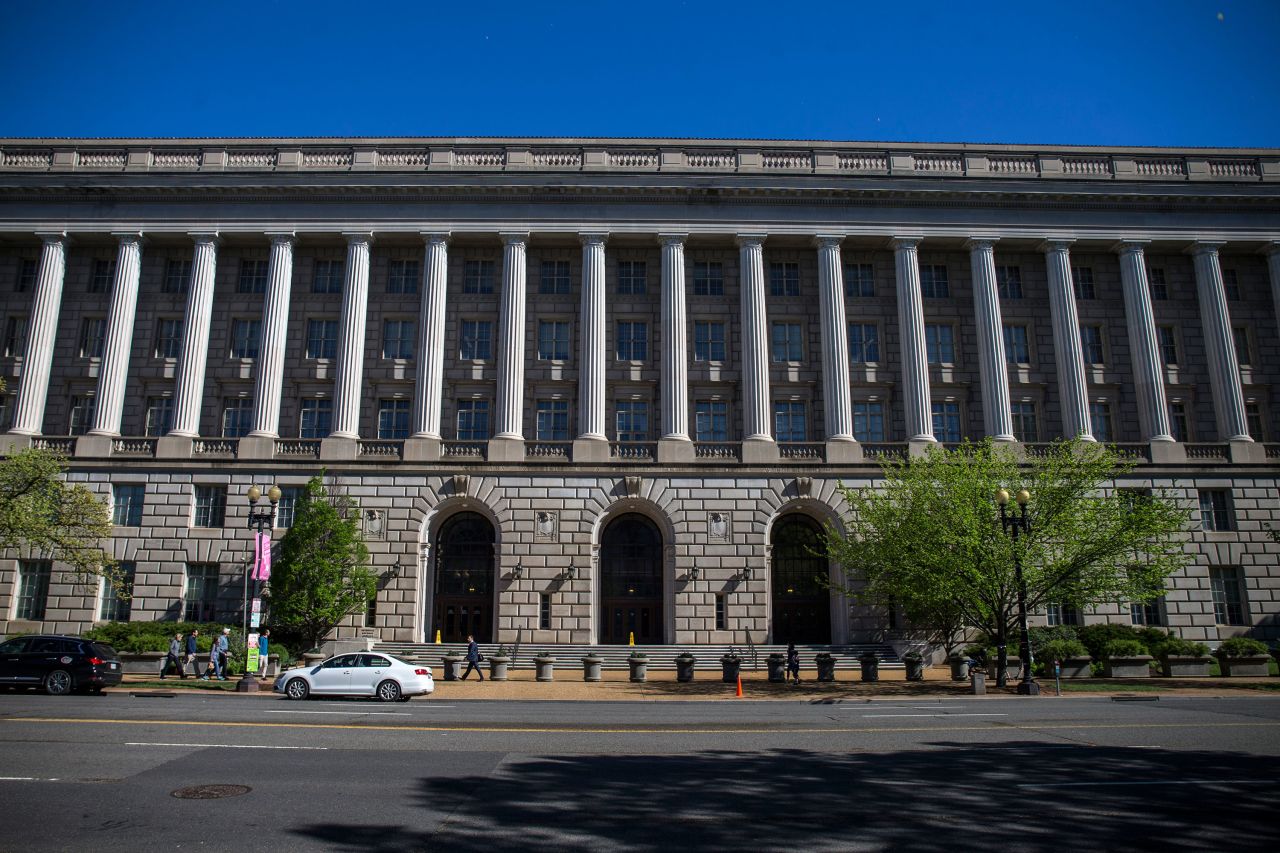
[[1102, 639, 1148, 658], [1215, 637, 1269, 658]]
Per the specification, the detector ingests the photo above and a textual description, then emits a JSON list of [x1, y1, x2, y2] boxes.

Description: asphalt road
[[1, 691, 1278, 852]]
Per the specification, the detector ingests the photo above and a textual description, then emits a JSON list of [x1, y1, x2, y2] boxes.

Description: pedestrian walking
[[186, 629, 200, 677], [460, 634, 484, 681], [160, 632, 184, 679], [216, 627, 230, 680], [258, 629, 270, 678], [786, 642, 801, 684]]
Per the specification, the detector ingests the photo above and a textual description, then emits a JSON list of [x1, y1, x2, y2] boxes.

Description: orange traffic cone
[[736, 674, 743, 698]]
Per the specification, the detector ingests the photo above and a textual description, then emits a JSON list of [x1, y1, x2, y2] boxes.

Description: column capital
[[579, 232, 608, 246], [34, 231, 69, 246], [265, 231, 296, 247], [188, 231, 221, 245], [500, 232, 529, 246], [1260, 240, 1280, 258], [812, 235, 844, 250], [1038, 238, 1075, 253], [890, 236, 921, 251], [342, 231, 376, 246], [657, 233, 687, 246], [1112, 240, 1149, 255], [110, 231, 145, 246], [1185, 240, 1226, 257], [421, 231, 450, 245], [962, 237, 999, 251], [735, 233, 766, 248]]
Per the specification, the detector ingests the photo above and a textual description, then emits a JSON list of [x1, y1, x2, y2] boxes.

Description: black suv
[[0, 635, 123, 694]]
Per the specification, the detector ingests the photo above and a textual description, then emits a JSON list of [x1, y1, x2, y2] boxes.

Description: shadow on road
[[290, 742, 1279, 852]]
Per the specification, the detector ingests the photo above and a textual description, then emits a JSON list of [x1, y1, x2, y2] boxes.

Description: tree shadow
[[289, 742, 1279, 852]]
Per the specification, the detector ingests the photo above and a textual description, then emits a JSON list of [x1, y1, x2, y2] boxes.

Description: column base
[[1, 433, 34, 454], [403, 436, 442, 462], [487, 437, 526, 463], [825, 439, 863, 463], [657, 437, 695, 464], [237, 435, 277, 460], [320, 436, 358, 462], [572, 437, 611, 463], [908, 438, 938, 458], [155, 435, 194, 459], [75, 434, 114, 458], [1148, 440, 1186, 464], [1229, 438, 1265, 464], [741, 437, 779, 464]]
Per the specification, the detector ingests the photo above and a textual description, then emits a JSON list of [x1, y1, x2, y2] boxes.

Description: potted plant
[[815, 652, 839, 682], [675, 652, 697, 683], [1101, 639, 1153, 678], [627, 651, 648, 683], [1214, 637, 1272, 677], [859, 651, 879, 682], [487, 645, 512, 681], [1150, 636, 1212, 677], [901, 652, 924, 682], [1037, 639, 1092, 679], [720, 652, 742, 684], [766, 652, 786, 683], [534, 652, 557, 682], [442, 651, 464, 682], [947, 652, 971, 682], [581, 652, 604, 682]]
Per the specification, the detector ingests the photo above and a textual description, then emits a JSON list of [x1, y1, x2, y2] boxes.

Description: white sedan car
[[274, 652, 434, 702]]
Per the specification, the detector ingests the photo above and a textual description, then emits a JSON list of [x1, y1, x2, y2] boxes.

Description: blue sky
[[1, 1, 1276, 146]]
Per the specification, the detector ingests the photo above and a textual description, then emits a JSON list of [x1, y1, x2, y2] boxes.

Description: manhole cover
[[171, 784, 252, 800]]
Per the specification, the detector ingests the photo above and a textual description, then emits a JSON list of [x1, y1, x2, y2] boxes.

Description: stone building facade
[[0, 138, 1277, 647]]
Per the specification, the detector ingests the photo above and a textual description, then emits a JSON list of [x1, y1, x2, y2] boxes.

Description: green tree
[[265, 476, 376, 651], [824, 439, 1192, 686]]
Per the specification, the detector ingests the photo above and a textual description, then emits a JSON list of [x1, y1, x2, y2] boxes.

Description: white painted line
[[263, 710, 409, 716], [126, 742, 328, 750], [862, 713, 1008, 718], [0, 776, 60, 781], [1019, 779, 1256, 789]]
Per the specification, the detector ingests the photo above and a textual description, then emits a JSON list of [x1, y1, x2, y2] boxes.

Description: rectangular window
[[1130, 600, 1164, 627], [769, 262, 800, 297], [312, 259, 344, 294], [305, 320, 339, 359], [1089, 402, 1112, 442], [996, 265, 1023, 299], [1003, 325, 1030, 364], [1232, 327, 1251, 366], [540, 594, 551, 630], [145, 397, 174, 437], [1046, 603, 1080, 627], [456, 400, 490, 440], [99, 561, 135, 621], [1080, 325, 1104, 365], [0, 394, 12, 431], [463, 259, 495, 294], [378, 399, 411, 439], [932, 401, 962, 442], [69, 395, 97, 436], [1222, 269, 1241, 301], [1072, 267, 1095, 300], [1245, 402, 1264, 441], [536, 399, 570, 440], [90, 258, 114, 293], [183, 563, 219, 622], [299, 399, 333, 439], [694, 400, 728, 442], [1148, 267, 1167, 301], [693, 321, 726, 362], [1199, 490, 1233, 532], [18, 258, 38, 292], [924, 324, 955, 364], [771, 322, 803, 362], [1157, 327, 1178, 366], [1169, 401, 1189, 442], [163, 258, 192, 295], [846, 323, 880, 364], [155, 318, 183, 359], [537, 320, 571, 360], [459, 320, 492, 360], [3, 315, 27, 357], [1209, 567, 1246, 625], [616, 321, 648, 361], [1012, 401, 1039, 442], [617, 260, 647, 295], [382, 319, 415, 360], [238, 259, 268, 294], [852, 401, 885, 442], [231, 319, 261, 359], [112, 484, 145, 527], [615, 401, 650, 442], [539, 260, 571, 295], [920, 264, 949, 298], [193, 486, 227, 528], [715, 594, 726, 631], [692, 261, 724, 296], [844, 262, 874, 298], [274, 486, 305, 529], [365, 592, 377, 628], [222, 398, 253, 438], [79, 318, 106, 358], [773, 401, 807, 442], [387, 259, 419, 294], [16, 560, 52, 620]]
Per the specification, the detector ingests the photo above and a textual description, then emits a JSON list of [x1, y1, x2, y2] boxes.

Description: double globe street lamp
[[237, 485, 281, 693], [996, 487, 1040, 696]]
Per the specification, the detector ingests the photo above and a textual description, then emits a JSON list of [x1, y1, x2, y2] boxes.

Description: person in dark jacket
[[786, 643, 801, 684], [160, 632, 185, 679], [185, 629, 201, 678], [461, 634, 484, 681]]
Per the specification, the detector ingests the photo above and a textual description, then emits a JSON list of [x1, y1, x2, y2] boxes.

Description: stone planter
[[816, 656, 837, 682], [442, 655, 463, 681], [1102, 655, 1154, 678], [628, 656, 648, 683], [767, 654, 786, 683], [859, 654, 879, 682], [720, 656, 742, 683], [1217, 655, 1271, 677], [581, 655, 603, 682], [903, 657, 924, 681], [1055, 656, 1093, 679], [487, 655, 511, 681], [534, 657, 556, 682], [1160, 655, 1213, 677], [675, 655, 697, 683], [948, 655, 971, 681]]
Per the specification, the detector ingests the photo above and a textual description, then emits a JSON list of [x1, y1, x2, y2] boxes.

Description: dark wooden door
[[771, 515, 832, 644], [599, 514, 664, 645], [433, 512, 495, 643]]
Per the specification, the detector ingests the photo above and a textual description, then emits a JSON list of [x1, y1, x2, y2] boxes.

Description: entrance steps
[[373, 641, 902, 671]]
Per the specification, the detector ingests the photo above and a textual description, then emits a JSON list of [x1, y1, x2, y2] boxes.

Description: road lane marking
[[1018, 779, 1262, 789], [0, 776, 60, 781], [125, 742, 328, 750], [862, 713, 1008, 718], [264, 710, 410, 716]]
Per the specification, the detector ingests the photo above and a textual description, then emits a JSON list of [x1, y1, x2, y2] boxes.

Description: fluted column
[[1190, 242, 1249, 441], [737, 235, 772, 442], [659, 234, 689, 441], [169, 233, 219, 437], [577, 233, 608, 440], [1041, 240, 1094, 441], [9, 233, 68, 436], [1115, 241, 1172, 441], [89, 233, 144, 436], [965, 238, 1015, 442], [494, 233, 528, 440], [892, 238, 934, 442], [815, 236, 854, 441], [249, 234, 295, 438], [413, 233, 449, 438], [330, 233, 373, 439]]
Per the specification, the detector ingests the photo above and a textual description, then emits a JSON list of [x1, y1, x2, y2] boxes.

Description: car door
[[309, 654, 356, 695], [0, 637, 31, 683], [354, 654, 393, 696], [21, 637, 65, 685]]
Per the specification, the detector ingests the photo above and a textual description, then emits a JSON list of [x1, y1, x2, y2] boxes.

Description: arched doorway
[[771, 515, 832, 644], [599, 513, 664, 645], [433, 512, 495, 643]]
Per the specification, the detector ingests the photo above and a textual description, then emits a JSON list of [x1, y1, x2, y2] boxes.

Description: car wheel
[[285, 678, 310, 700], [44, 670, 73, 696], [376, 680, 402, 702]]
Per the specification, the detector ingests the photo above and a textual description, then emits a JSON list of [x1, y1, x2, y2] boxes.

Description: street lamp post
[[237, 484, 281, 693], [996, 487, 1040, 696]]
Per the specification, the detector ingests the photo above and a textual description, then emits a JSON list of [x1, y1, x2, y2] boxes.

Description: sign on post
[[247, 632, 260, 673]]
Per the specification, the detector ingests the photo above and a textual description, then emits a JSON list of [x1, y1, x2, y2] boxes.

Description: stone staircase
[[373, 641, 903, 671]]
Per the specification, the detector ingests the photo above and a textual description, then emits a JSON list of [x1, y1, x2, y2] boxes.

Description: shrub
[[1103, 639, 1149, 658], [1149, 635, 1209, 659], [1215, 637, 1269, 658], [83, 621, 232, 655], [1077, 624, 1149, 659], [1032, 638, 1089, 675], [1028, 625, 1079, 650]]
